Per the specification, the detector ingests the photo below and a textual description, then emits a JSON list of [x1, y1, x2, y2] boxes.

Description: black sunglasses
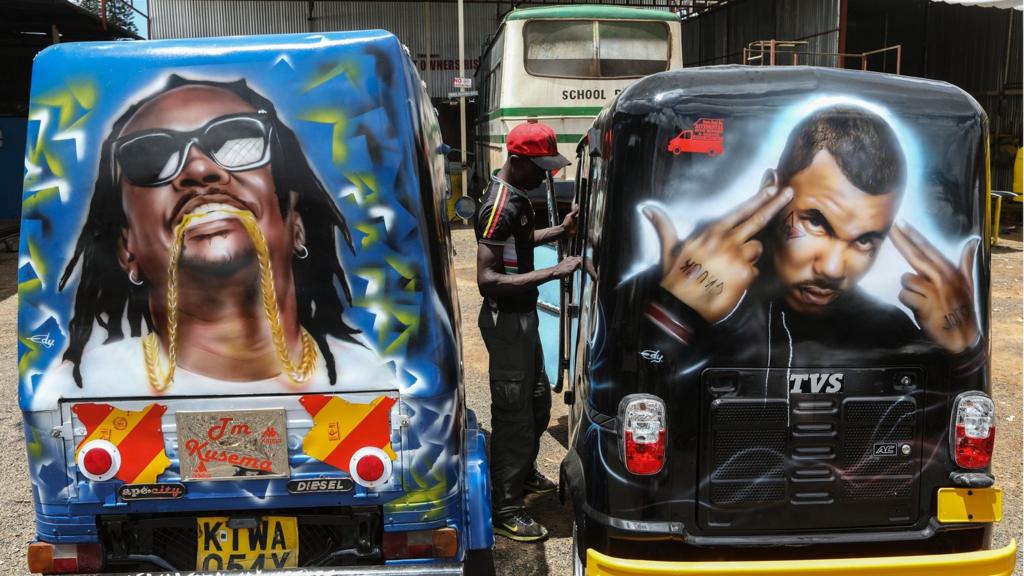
[[112, 111, 273, 187]]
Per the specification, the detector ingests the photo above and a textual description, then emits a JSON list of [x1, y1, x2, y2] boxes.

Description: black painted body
[[559, 66, 993, 561]]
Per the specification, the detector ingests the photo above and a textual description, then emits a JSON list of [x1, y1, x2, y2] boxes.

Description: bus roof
[[504, 4, 679, 22]]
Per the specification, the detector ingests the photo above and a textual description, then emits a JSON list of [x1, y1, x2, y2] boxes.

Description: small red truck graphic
[[667, 118, 724, 156]]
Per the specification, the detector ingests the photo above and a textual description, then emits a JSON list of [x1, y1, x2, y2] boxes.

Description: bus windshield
[[524, 20, 670, 78]]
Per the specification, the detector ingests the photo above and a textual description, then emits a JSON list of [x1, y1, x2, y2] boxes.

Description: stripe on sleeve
[[483, 185, 509, 239]]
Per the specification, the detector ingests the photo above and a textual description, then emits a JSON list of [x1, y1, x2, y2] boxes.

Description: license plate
[[937, 487, 1003, 523], [196, 516, 299, 571], [177, 409, 290, 480]]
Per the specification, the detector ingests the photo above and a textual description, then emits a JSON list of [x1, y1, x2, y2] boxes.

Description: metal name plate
[[177, 409, 290, 481], [119, 483, 186, 500], [287, 478, 354, 494]]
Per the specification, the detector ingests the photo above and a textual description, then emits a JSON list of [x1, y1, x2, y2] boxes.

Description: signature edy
[[29, 332, 55, 348], [640, 350, 664, 364]]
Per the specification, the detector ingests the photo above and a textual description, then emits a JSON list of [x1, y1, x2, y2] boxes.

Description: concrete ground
[[0, 225, 1018, 575]]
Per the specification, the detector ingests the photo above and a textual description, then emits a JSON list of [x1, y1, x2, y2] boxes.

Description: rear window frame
[[521, 18, 672, 80]]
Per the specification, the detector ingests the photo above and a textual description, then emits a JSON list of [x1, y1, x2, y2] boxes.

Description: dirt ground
[[0, 224, 1018, 575]]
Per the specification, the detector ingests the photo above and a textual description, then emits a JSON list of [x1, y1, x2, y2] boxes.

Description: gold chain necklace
[[142, 209, 318, 392]]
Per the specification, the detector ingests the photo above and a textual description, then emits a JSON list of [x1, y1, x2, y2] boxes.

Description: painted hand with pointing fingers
[[890, 222, 980, 354], [643, 176, 794, 325]]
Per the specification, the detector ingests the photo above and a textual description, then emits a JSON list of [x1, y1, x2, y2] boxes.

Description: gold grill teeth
[[143, 209, 318, 392]]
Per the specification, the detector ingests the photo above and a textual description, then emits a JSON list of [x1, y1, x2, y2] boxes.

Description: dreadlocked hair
[[60, 75, 359, 387]]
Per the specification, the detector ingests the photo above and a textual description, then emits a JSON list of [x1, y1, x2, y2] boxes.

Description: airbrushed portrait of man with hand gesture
[[637, 102, 984, 376]]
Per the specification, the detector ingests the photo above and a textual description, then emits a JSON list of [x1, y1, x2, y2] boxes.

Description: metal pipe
[[426, 1, 432, 94], [458, 0, 467, 199], [838, 0, 848, 68], [996, 11, 1014, 137]]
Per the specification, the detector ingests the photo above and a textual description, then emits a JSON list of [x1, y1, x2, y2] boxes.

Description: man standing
[[475, 122, 581, 542]]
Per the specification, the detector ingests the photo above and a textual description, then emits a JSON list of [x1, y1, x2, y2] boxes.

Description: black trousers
[[478, 306, 552, 519]]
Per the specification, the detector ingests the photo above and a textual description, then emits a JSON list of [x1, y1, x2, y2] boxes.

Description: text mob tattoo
[[944, 304, 971, 331], [682, 259, 725, 295]]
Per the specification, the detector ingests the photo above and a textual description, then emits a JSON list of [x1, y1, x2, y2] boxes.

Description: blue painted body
[[18, 31, 491, 569]]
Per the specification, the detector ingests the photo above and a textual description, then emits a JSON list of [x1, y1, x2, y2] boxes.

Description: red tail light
[[950, 393, 996, 469], [75, 440, 120, 482], [28, 542, 102, 574], [382, 528, 458, 560], [619, 394, 667, 475], [349, 447, 393, 489]]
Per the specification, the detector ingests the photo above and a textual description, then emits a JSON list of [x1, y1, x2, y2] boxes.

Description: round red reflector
[[356, 455, 385, 482], [83, 448, 113, 476]]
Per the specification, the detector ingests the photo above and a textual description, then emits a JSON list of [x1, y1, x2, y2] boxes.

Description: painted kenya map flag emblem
[[300, 394, 397, 472], [72, 403, 171, 484]]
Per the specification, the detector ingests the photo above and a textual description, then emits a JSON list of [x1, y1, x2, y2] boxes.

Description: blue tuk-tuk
[[18, 31, 493, 574]]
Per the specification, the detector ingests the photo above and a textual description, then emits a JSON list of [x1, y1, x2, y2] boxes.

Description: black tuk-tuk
[[556, 66, 1016, 575]]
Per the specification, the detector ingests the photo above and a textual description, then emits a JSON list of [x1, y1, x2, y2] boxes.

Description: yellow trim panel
[[586, 540, 1018, 576], [937, 487, 1003, 523]]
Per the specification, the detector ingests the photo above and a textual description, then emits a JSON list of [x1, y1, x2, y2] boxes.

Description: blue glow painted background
[[18, 31, 452, 407]]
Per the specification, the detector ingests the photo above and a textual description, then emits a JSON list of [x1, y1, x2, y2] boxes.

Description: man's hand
[[643, 183, 793, 324], [891, 222, 980, 354], [561, 204, 580, 237], [552, 255, 581, 279]]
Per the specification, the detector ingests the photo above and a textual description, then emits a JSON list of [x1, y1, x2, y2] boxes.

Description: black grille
[[840, 425, 914, 476], [844, 400, 915, 425], [841, 477, 914, 500], [713, 402, 788, 426], [708, 400, 788, 506], [712, 481, 786, 505], [712, 430, 786, 480], [100, 507, 381, 572], [151, 527, 196, 572], [700, 369, 923, 531]]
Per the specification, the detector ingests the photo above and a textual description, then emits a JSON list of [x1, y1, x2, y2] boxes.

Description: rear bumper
[[103, 565, 463, 575], [585, 540, 1018, 576]]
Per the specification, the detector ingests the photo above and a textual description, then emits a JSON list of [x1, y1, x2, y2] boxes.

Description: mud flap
[[464, 409, 494, 551]]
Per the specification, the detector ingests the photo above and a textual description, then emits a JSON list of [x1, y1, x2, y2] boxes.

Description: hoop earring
[[295, 245, 309, 260], [128, 270, 144, 286]]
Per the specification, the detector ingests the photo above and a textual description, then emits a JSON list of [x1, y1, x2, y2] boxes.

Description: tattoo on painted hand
[[643, 177, 793, 324], [943, 305, 971, 331]]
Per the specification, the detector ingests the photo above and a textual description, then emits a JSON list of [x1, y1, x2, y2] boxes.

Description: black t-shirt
[[474, 177, 537, 312]]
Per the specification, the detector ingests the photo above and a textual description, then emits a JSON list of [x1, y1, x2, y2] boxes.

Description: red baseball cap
[[506, 122, 571, 172]]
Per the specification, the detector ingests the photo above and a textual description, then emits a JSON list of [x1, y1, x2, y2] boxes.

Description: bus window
[[525, 20, 597, 77], [598, 21, 670, 77], [524, 20, 670, 79]]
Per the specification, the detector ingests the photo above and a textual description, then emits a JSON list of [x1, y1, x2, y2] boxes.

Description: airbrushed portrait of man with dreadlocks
[[34, 75, 396, 404]]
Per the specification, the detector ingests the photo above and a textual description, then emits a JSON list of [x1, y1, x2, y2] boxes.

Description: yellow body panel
[[937, 487, 1003, 523], [586, 540, 1018, 576]]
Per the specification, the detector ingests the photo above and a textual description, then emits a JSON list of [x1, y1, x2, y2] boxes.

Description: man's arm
[[476, 242, 580, 299], [532, 204, 579, 245]]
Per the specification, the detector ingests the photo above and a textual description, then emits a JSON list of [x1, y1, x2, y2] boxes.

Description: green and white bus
[[472, 5, 683, 192]]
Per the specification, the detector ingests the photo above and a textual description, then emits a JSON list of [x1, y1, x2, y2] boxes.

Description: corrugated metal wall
[[921, 3, 1021, 189], [682, 0, 840, 67], [150, 0, 683, 99]]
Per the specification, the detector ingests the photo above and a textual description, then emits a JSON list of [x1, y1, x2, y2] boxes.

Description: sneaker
[[523, 469, 557, 495], [493, 510, 549, 542]]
